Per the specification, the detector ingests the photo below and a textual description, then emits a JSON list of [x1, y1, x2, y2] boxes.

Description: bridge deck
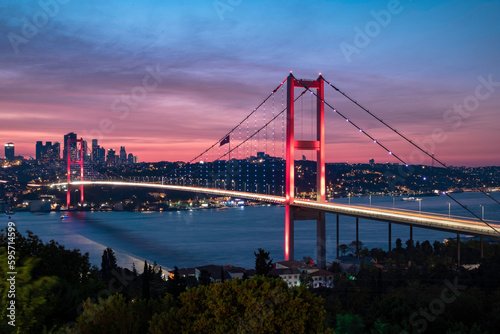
[[56, 181, 500, 240]]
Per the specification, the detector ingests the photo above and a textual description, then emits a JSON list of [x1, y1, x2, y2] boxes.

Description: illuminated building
[[36, 141, 60, 160], [4, 143, 14, 160], [119, 146, 127, 164], [106, 149, 116, 166], [63, 132, 77, 161]]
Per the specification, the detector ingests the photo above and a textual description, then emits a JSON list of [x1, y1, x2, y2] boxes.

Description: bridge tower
[[285, 73, 326, 268], [67, 138, 84, 209]]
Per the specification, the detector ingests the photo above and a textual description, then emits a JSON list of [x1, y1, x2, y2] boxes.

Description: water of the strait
[[6, 192, 500, 271]]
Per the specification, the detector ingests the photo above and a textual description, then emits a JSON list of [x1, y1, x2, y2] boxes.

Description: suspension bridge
[[52, 73, 500, 268]]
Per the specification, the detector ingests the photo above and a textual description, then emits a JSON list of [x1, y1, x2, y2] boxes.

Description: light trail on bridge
[[52, 181, 500, 240]]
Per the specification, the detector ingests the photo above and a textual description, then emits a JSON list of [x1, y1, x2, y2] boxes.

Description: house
[[271, 260, 334, 288], [308, 269, 334, 288], [223, 265, 247, 279], [195, 264, 231, 283], [269, 267, 302, 287]]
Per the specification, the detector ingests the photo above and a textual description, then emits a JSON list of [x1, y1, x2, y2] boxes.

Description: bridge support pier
[[356, 217, 359, 258], [285, 206, 326, 268], [410, 225, 413, 245], [388, 223, 392, 252], [317, 212, 326, 268], [336, 214, 339, 259], [480, 237, 484, 259], [285, 205, 295, 262]]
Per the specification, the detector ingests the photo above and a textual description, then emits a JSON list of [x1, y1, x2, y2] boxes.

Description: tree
[[70, 294, 140, 334], [142, 260, 151, 299], [299, 270, 313, 288], [0, 230, 102, 329], [433, 240, 442, 255], [198, 269, 211, 286], [421, 240, 433, 256], [335, 314, 365, 334], [339, 244, 350, 256], [254, 248, 273, 276], [164, 276, 330, 333], [395, 238, 403, 251], [0, 251, 58, 333], [101, 247, 117, 283], [349, 241, 363, 257], [167, 266, 186, 298]]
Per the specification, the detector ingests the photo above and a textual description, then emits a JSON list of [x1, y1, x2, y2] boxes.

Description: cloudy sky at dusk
[[1, 0, 499, 166]]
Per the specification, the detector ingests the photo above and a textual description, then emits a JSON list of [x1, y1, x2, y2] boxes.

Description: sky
[[0, 0, 499, 166]]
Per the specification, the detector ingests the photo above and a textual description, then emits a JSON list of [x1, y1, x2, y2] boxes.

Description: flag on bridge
[[220, 135, 230, 146]]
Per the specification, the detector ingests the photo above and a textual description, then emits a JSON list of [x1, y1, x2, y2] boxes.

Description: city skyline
[[1, 0, 499, 166]]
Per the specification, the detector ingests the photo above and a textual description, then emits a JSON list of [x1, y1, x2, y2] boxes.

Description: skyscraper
[[63, 132, 77, 161], [106, 149, 116, 166], [52, 142, 60, 160], [36, 141, 43, 160], [82, 140, 88, 161], [4, 143, 14, 160], [99, 147, 106, 164], [36, 141, 60, 161], [92, 139, 100, 162], [119, 146, 127, 164]]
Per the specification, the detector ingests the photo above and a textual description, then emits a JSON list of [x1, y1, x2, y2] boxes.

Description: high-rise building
[[119, 146, 127, 164], [82, 140, 88, 161], [127, 153, 134, 164], [106, 149, 116, 166], [99, 147, 106, 164], [36, 141, 60, 161], [4, 143, 14, 160], [36, 141, 43, 160], [63, 132, 77, 161], [91, 139, 106, 163], [52, 142, 60, 160], [45, 142, 52, 160]]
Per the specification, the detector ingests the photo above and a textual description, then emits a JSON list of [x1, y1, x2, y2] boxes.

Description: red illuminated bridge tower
[[67, 137, 85, 209], [285, 73, 327, 268]]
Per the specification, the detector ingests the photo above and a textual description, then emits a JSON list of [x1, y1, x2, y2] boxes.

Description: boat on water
[[60, 215, 69, 219], [401, 197, 422, 201]]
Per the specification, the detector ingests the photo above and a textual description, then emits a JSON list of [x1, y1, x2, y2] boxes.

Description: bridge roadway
[[56, 181, 500, 240]]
